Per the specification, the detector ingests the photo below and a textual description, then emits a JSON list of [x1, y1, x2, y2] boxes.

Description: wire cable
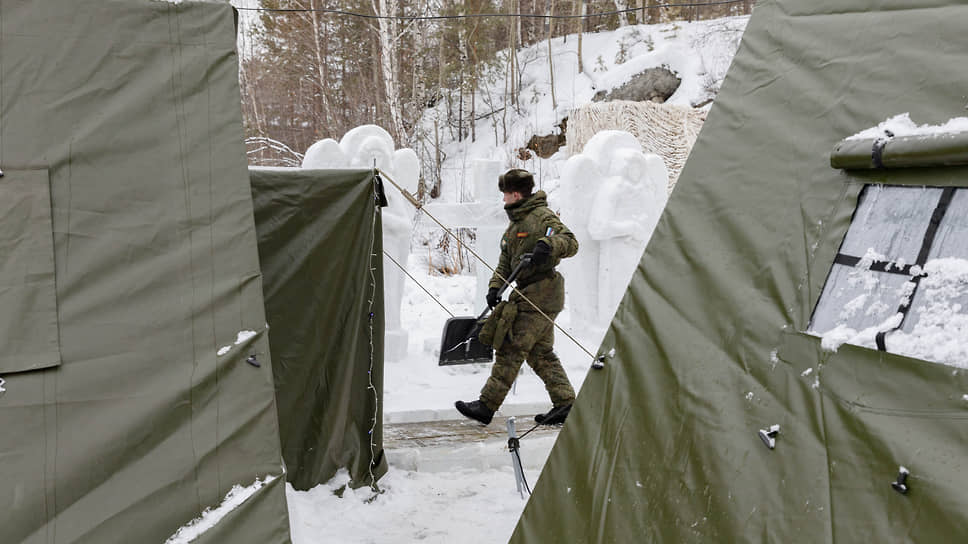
[[383, 249, 456, 318]]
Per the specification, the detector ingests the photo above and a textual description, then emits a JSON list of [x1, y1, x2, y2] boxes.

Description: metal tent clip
[[892, 466, 910, 495], [758, 424, 780, 450]]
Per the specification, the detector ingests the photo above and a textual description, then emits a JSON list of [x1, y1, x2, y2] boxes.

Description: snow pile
[[818, 257, 968, 369], [166, 475, 278, 544], [287, 468, 531, 544], [847, 113, 968, 140], [875, 258, 968, 368]]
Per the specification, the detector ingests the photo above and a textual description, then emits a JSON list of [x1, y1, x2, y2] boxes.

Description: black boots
[[535, 403, 571, 425], [456, 399, 570, 426], [455, 400, 494, 425]]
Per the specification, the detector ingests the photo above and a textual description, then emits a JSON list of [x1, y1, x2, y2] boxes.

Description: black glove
[[531, 240, 552, 267], [486, 287, 500, 309]]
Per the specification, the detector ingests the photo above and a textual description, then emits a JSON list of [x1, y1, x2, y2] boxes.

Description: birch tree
[[373, 0, 405, 143], [615, 0, 630, 26]]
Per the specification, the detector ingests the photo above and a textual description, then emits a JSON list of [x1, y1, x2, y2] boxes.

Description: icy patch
[[166, 475, 277, 544], [847, 113, 968, 140], [801, 368, 813, 377], [745, 392, 754, 401], [217, 330, 259, 356]]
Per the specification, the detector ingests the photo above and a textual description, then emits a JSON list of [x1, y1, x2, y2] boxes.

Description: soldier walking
[[455, 169, 578, 426]]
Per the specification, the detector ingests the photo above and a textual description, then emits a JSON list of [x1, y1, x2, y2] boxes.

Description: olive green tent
[[512, 1, 968, 542], [250, 167, 389, 491], [0, 2, 295, 542]]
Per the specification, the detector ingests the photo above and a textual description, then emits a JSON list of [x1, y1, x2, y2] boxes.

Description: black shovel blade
[[439, 316, 493, 365]]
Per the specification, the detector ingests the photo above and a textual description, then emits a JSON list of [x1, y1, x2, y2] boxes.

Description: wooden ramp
[[384, 416, 561, 473], [384, 415, 561, 452]]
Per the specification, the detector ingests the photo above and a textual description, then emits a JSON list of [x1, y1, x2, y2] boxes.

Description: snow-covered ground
[[285, 15, 750, 544]]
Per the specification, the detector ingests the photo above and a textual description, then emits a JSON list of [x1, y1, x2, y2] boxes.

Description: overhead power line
[[233, 0, 748, 20]]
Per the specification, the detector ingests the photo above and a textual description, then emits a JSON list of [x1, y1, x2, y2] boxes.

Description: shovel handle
[[479, 253, 532, 318], [442, 254, 537, 361]]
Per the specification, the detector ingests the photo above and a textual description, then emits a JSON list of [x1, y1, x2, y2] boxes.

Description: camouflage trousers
[[479, 308, 576, 412]]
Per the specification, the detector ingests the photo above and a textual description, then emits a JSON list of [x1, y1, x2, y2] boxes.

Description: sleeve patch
[[545, 227, 554, 236]]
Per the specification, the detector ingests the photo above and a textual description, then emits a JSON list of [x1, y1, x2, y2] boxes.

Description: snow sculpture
[[559, 130, 669, 328], [303, 125, 419, 362], [302, 138, 347, 169]]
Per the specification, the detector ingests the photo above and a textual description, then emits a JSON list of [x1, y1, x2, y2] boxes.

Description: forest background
[[239, 0, 754, 199]]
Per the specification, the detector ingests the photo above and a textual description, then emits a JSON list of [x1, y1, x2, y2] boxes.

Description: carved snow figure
[[303, 125, 418, 361], [301, 138, 347, 169], [559, 130, 669, 328]]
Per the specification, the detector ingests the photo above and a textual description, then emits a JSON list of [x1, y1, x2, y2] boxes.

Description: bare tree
[[546, 0, 557, 110], [615, 0, 630, 26], [372, 0, 406, 143], [575, 0, 585, 73]]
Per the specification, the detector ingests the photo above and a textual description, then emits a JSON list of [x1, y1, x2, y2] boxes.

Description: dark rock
[[593, 66, 681, 103], [524, 117, 569, 159]]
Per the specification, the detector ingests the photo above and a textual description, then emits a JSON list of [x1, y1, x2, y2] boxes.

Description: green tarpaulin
[[250, 167, 388, 491], [512, 1, 968, 542], [0, 2, 290, 542]]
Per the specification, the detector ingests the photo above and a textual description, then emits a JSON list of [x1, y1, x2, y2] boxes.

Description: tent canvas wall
[[250, 167, 388, 491], [0, 2, 290, 542], [512, 0, 968, 542]]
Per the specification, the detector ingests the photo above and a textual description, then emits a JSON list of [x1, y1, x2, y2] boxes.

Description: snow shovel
[[438, 254, 532, 366]]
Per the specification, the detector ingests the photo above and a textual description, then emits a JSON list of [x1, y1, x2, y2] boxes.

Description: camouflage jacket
[[489, 191, 578, 290]]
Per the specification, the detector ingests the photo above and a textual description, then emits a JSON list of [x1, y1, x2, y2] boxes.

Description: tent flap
[[250, 167, 388, 491], [0, 167, 61, 374]]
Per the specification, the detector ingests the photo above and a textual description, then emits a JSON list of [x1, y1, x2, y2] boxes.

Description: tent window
[[810, 184, 968, 367], [0, 168, 62, 374]]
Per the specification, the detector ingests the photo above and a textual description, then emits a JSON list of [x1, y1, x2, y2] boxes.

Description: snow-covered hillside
[[417, 15, 748, 204]]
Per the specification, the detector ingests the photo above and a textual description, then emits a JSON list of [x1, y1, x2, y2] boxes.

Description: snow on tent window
[[810, 185, 968, 369]]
